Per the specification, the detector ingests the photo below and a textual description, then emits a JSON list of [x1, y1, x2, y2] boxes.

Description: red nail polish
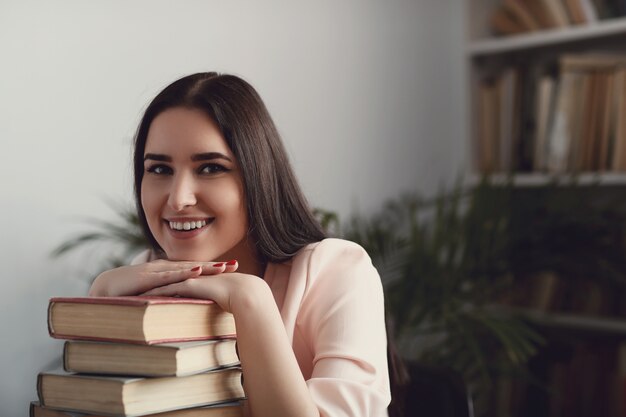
[[226, 259, 237, 266], [213, 262, 224, 268], [191, 266, 201, 272]]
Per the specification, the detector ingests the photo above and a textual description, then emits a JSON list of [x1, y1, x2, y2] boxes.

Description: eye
[[146, 164, 172, 175], [199, 163, 229, 175]]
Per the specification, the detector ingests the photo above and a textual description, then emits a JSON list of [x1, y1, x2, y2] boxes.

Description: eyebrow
[[191, 152, 233, 162], [144, 152, 233, 163]]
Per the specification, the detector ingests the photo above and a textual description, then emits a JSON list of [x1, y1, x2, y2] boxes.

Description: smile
[[167, 218, 213, 231]]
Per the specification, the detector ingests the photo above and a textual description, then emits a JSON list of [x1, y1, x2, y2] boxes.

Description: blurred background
[[6, 1, 626, 416], [0, 1, 464, 416]]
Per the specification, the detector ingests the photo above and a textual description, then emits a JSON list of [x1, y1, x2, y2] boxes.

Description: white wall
[[0, 1, 465, 415]]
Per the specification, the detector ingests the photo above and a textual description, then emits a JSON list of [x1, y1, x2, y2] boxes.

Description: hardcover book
[[48, 297, 236, 344], [63, 340, 239, 377], [30, 401, 244, 417], [37, 369, 245, 417]]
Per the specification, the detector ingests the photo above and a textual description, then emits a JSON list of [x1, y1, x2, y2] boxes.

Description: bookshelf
[[469, 16, 626, 56], [465, 2, 626, 416], [493, 305, 626, 337], [466, 0, 626, 179], [467, 171, 626, 186]]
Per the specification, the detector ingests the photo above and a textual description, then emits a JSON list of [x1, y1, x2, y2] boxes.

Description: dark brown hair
[[133, 72, 326, 262]]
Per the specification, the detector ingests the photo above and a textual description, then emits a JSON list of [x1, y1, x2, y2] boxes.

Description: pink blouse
[[133, 238, 391, 416]]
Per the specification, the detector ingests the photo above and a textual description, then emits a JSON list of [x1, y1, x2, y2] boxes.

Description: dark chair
[[389, 361, 474, 417]]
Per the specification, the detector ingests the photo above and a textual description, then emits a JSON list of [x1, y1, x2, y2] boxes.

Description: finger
[[146, 260, 200, 272], [223, 259, 238, 273], [199, 262, 228, 275], [140, 278, 208, 299], [138, 266, 202, 293], [141, 282, 187, 298]]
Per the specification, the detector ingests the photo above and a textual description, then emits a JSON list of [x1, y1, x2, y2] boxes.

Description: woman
[[89, 72, 391, 417]]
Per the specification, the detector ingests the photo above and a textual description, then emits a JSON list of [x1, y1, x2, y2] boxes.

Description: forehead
[[145, 107, 232, 155]]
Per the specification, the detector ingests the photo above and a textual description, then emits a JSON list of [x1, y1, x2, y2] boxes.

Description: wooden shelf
[[468, 17, 626, 57], [494, 306, 626, 337], [487, 305, 626, 336], [466, 172, 626, 187]]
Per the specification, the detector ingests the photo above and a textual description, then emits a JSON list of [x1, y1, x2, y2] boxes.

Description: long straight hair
[[133, 72, 326, 262]]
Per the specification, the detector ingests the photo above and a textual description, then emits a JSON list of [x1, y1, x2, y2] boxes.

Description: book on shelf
[[520, 0, 558, 29], [579, 0, 600, 21], [37, 368, 245, 417], [564, 0, 590, 24], [528, 272, 560, 311], [542, 0, 572, 27], [489, 0, 602, 36], [545, 67, 581, 173], [477, 79, 500, 172], [498, 67, 521, 172], [612, 68, 626, 170], [490, 0, 544, 36], [63, 339, 239, 377], [491, 6, 529, 35], [475, 53, 626, 174], [48, 296, 236, 344], [533, 75, 557, 170], [30, 401, 244, 417], [505, 0, 542, 31]]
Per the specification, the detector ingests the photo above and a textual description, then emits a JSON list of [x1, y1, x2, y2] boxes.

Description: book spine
[[47, 301, 55, 337], [63, 341, 70, 372], [36, 373, 44, 407]]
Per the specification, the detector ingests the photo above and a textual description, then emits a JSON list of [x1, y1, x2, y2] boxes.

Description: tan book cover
[[63, 340, 239, 377], [30, 401, 244, 417], [48, 296, 236, 344], [37, 369, 245, 417]]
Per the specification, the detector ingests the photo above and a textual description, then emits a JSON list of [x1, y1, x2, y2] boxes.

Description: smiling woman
[[141, 108, 252, 267], [88, 72, 392, 417]]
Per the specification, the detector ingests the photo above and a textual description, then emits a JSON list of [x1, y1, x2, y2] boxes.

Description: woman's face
[[141, 107, 250, 263]]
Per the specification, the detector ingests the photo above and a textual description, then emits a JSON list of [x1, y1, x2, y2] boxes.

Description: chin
[[165, 249, 213, 262]]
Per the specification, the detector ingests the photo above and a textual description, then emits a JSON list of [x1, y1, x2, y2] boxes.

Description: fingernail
[[226, 259, 237, 266], [213, 262, 224, 268], [191, 266, 201, 272]]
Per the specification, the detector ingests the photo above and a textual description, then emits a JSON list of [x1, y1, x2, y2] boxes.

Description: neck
[[221, 238, 265, 278]]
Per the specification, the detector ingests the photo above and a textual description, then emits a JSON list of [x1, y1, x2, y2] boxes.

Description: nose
[[167, 173, 197, 211]]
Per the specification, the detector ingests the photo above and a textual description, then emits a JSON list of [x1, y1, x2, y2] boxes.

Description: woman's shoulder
[[291, 239, 384, 322], [295, 238, 371, 265], [290, 238, 378, 287]]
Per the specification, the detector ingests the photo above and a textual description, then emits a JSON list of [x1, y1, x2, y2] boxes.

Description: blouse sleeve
[[297, 239, 391, 417]]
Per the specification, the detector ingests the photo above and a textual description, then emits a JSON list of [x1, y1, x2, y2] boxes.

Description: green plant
[[339, 182, 540, 414], [339, 178, 626, 415], [51, 201, 148, 271]]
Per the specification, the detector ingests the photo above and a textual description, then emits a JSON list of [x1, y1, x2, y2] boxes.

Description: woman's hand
[[140, 266, 267, 314], [88, 259, 238, 297]]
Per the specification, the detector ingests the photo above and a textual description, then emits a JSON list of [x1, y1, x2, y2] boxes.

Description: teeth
[[169, 220, 207, 231]]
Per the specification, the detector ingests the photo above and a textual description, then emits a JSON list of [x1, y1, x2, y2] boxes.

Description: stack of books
[[30, 296, 245, 417]]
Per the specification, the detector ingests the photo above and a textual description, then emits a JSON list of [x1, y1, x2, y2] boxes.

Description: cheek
[[141, 181, 160, 222], [214, 185, 247, 227]]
